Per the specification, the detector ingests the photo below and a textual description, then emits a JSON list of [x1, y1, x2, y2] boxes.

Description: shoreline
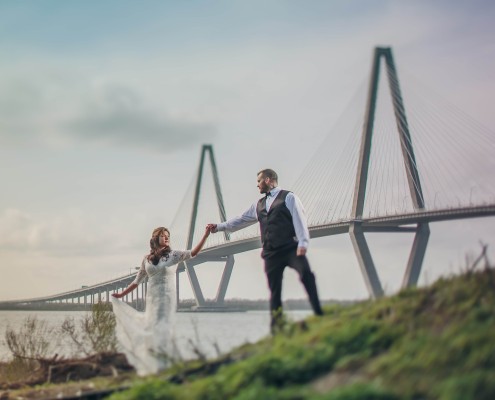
[[0, 299, 354, 312]]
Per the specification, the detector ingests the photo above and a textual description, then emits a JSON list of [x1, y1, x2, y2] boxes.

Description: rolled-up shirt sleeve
[[216, 203, 258, 232], [285, 193, 310, 249]]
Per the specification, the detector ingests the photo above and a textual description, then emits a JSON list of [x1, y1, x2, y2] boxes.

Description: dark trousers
[[263, 247, 323, 330]]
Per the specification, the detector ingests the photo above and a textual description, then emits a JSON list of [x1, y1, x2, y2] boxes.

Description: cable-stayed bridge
[[3, 47, 494, 310]]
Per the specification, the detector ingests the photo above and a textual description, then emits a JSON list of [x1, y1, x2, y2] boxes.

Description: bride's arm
[[112, 283, 137, 298], [112, 257, 147, 298], [191, 226, 211, 257]]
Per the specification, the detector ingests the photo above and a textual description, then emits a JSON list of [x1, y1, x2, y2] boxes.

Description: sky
[[0, 0, 494, 302]]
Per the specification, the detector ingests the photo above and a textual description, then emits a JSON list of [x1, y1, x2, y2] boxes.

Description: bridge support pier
[[179, 254, 236, 310], [349, 222, 430, 298], [215, 255, 235, 304], [402, 223, 430, 288], [183, 261, 206, 307], [349, 223, 384, 299]]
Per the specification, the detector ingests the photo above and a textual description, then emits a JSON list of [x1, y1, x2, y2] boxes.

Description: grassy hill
[[105, 263, 495, 400]]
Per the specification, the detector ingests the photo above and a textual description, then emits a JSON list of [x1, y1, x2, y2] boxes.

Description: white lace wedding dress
[[110, 250, 192, 376]]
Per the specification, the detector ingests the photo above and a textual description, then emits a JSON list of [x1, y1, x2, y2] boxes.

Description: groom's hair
[[258, 169, 278, 183]]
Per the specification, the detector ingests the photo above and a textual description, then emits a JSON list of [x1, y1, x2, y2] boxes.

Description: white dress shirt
[[216, 187, 310, 249]]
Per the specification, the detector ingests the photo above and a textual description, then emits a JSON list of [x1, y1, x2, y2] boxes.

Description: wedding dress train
[[110, 250, 192, 376]]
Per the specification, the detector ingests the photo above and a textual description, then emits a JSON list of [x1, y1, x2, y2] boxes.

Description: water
[[0, 309, 312, 361]]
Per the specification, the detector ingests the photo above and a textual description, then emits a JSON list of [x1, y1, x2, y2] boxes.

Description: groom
[[207, 168, 323, 332]]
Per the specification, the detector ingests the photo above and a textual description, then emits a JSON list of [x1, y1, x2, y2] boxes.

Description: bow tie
[[265, 192, 272, 198]]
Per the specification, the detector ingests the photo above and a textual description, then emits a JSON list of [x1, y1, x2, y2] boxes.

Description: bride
[[111, 226, 211, 375]]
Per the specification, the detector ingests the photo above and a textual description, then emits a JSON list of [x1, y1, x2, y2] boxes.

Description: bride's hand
[[206, 223, 218, 233]]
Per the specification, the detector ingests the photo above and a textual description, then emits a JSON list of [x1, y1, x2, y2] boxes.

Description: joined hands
[[206, 224, 218, 233]]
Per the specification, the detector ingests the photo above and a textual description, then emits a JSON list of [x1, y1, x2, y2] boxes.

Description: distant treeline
[[179, 298, 356, 311], [0, 298, 356, 312]]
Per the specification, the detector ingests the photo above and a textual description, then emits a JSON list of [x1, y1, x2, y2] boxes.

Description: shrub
[[5, 315, 56, 361], [61, 302, 117, 356], [3, 315, 58, 383]]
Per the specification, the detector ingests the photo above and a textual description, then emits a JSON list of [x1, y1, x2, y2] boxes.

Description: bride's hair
[[148, 227, 171, 265]]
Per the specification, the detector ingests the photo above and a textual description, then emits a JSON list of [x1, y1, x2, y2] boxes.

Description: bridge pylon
[[177, 144, 235, 309], [350, 47, 430, 298]]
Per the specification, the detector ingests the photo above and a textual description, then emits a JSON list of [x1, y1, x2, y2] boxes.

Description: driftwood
[[0, 352, 134, 390]]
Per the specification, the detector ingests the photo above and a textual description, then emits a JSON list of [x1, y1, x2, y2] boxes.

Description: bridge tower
[[177, 144, 235, 309], [350, 47, 430, 298]]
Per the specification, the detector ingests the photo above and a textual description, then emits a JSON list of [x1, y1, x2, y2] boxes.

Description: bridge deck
[[2, 204, 494, 305]]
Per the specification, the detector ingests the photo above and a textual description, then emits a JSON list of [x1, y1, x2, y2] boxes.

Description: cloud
[[0, 209, 38, 251], [0, 74, 216, 153], [65, 84, 216, 153], [0, 208, 140, 257]]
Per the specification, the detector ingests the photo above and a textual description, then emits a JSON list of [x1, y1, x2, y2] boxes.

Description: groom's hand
[[297, 247, 307, 256], [207, 223, 218, 233]]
